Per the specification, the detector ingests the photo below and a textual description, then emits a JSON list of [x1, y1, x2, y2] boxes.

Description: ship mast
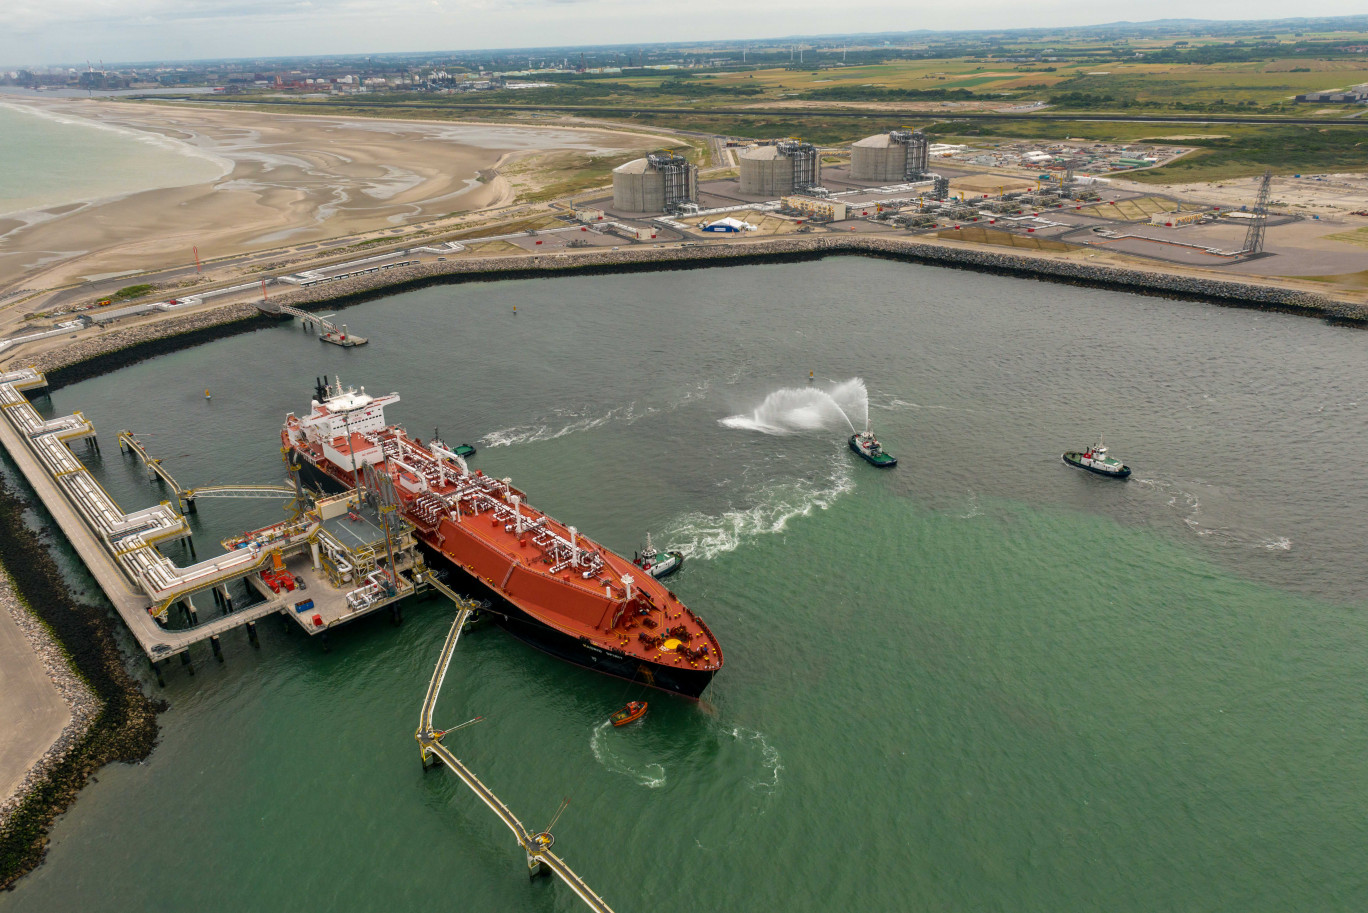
[[335, 376, 365, 500]]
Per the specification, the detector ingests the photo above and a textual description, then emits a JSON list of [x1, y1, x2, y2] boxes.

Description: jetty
[[0, 366, 440, 680], [416, 601, 616, 913], [117, 430, 298, 513], [268, 303, 367, 347]]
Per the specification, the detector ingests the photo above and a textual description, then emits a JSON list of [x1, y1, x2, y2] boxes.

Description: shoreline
[[0, 464, 163, 890], [0, 567, 98, 827], [0, 100, 234, 225], [0, 233, 1362, 886], [0, 98, 666, 292]]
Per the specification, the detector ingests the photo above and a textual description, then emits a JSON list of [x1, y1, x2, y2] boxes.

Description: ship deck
[[286, 420, 722, 675]]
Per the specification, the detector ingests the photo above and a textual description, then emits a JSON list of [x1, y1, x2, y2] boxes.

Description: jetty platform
[[0, 366, 443, 677]]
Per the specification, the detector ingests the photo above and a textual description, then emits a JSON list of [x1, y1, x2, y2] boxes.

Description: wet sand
[[0, 99, 665, 291]]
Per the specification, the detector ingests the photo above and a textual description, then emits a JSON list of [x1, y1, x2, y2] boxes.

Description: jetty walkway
[[415, 587, 616, 913], [267, 303, 367, 346]]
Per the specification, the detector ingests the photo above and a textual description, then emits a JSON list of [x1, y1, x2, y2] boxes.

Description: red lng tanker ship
[[282, 379, 722, 698]]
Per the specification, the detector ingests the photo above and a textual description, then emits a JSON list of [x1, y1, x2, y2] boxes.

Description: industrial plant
[[612, 151, 698, 213]]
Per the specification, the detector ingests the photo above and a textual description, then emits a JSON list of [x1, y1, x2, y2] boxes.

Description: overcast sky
[[3, 1, 1367, 68]]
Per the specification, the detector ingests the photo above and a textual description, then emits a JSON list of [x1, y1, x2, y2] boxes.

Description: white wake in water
[[721, 378, 869, 435], [726, 726, 784, 794], [589, 720, 666, 788], [481, 383, 712, 448], [661, 458, 854, 561], [1135, 477, 1291, 552], [481, 404, 635, 448]]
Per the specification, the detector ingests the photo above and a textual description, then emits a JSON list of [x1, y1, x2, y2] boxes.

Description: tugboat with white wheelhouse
[[849, 424, 897, 468], [634, 532, 683, 580], [1062, 435, 1131, 479]]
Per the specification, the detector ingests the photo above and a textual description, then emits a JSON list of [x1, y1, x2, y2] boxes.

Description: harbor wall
[[25, 236, 1367, 383], [231, 236, 1368, 326]]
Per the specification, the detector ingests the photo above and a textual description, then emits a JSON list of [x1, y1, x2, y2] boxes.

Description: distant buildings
[[1295, 85, 1368, 103]]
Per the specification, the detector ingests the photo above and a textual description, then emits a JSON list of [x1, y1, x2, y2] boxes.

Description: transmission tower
[[1242, 168, 1273, 256]]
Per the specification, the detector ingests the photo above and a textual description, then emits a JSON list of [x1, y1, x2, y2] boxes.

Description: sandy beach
[[0, 99, 671, 292]]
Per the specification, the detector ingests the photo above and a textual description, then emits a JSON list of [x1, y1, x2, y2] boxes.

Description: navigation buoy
[[204, 390, 212, 400], [513, 306, 517, 315], [808, 370, 814, 383]]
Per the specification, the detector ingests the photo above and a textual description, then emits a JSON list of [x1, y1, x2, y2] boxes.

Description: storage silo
[[612, 152, 698, 213], [850, 130, 929, 182], [739, 141, 819, 197]]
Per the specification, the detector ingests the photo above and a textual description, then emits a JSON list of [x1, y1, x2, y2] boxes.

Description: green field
[[1324, 227, 1368, 247], [936, 226, 1076, 251], [176, 29, 1368, 187]]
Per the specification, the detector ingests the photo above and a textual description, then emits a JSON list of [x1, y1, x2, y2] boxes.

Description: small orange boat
[[611, 701, 648, 727]]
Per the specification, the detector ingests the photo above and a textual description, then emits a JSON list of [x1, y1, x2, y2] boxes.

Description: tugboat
[[431, 428, 476, 459], [1062, 435, 1131, 479], [611, 701, 648, 727], [849, 424, 897, 468], [634, 532, 684, 580]]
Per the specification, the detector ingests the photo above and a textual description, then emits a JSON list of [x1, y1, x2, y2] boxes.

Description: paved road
[[0, 600, 69, 803]]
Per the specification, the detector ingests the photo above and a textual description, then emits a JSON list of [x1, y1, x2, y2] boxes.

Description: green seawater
[[0, 103, 226, 218], [3, 258, 1366, 911]]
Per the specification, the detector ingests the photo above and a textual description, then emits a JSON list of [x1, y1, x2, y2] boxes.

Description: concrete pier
[[0, 367, 429, 670]]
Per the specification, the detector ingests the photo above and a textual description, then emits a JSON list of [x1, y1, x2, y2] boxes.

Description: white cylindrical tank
[[739, 146, 794, 197], [612, 158, 666, 212], [850, 133, 908, 182]]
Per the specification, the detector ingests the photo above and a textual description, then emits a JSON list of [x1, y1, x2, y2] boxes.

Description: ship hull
[[488, 598, 715, 699], [292, 450, 713, 698], [1062, 452, 1131, 479]]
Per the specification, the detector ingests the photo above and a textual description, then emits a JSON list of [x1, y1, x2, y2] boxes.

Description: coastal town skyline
[[5, 5, 1368, 67]]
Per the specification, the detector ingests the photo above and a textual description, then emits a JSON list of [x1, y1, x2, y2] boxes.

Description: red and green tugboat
[[1062, 435, 1131, 479], [284, 378, 722, 698]]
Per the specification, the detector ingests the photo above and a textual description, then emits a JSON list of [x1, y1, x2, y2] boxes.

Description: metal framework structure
[[889, 129, 930, 180], [931, 175, 951, 201], [416, 604, 617, 912], [1242, 168, 1273, 257], [645, 151, 697, 213], [775, 139, 820, 192]]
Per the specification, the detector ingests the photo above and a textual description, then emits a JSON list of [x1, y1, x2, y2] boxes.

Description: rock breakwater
[[264, 235, 1368, 327], [0, 473, 162, 890], [23, 235, 1368, 384]]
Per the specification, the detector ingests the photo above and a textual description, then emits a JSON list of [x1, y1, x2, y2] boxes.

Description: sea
[[2, 257, 1366, 912], [0, 102, 228, 221]]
